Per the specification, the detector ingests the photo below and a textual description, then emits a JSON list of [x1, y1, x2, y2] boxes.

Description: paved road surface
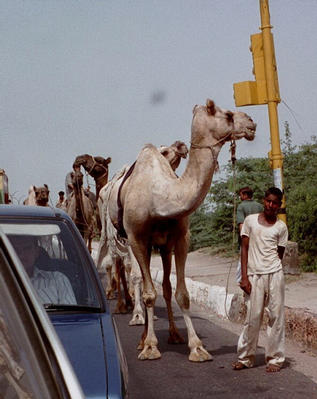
[[111, 296, 317, 399]]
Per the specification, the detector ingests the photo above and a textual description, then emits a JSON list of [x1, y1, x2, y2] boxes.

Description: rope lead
[[224, 140, 238, 321]]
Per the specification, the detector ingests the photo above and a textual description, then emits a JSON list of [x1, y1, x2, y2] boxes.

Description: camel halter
[[86, 155, 109, 180], [190, 132, 234, 170], [224, 140, 238, 322]]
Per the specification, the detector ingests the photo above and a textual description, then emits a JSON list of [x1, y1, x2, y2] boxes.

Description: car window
[[0, 234, 85, 399], [0, 221, 100, 309]]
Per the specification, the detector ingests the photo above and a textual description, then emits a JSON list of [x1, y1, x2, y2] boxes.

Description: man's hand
[[239, 277, 252, 295]]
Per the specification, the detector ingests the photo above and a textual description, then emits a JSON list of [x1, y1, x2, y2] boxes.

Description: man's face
[[239, 191, 248, 201], [263, 194, 281, 218], [10, 236, 39, 276]]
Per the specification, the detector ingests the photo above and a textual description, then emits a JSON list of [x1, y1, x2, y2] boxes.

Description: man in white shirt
[[232, 187, 288, 373], [10, 235, 76, 305]]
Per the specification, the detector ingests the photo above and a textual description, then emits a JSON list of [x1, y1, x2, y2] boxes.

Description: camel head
[[191, 99, 256, 146], [74, 154, 111, 179], [159, 141, 189, 171], [34, 184, 49, 206]]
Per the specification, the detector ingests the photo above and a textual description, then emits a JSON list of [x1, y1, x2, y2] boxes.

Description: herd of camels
[[23, 99, 256, 362]]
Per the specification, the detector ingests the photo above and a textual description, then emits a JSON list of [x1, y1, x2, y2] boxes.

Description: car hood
[[49, 313, 108, 399]]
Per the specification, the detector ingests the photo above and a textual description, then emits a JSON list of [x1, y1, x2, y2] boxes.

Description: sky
[[2, 0, 317, 205]]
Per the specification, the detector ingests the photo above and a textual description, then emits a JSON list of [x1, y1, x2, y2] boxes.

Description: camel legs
[[174, 234, 212, 362], [128, 248, 145, 326], [120, 259, 133, 311], [129, 237, 160, 360], [113, 258, 130, 314], [160, 247, 185, 344], [95, 231, 107, 270]]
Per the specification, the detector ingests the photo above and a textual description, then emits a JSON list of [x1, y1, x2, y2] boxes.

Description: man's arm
[[239, 235, 252, 295]]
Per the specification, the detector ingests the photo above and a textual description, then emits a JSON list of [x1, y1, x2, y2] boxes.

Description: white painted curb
[[151, 267, 235, 319]]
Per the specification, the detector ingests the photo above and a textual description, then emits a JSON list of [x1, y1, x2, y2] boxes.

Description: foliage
[[190, 156, 272, 252], [282, 132, 317, 271], [189, 126, 317, 272]]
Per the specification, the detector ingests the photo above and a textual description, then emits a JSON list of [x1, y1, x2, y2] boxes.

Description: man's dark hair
[[239, 186, 253, 199], [58, 191, 64, 196], [264, 187, 283, 203]]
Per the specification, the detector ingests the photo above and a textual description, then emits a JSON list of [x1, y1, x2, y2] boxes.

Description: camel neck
[[95, 175, 108, 199], [177, 142, 223, 215]]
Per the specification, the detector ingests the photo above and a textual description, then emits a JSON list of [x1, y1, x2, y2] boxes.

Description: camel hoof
[[153, 315, 158, 321], [126, 300, 134, 312], [114, 303, 128, 314], [138, 345, 161, 360], [106, 291, 116, 300], [168, 331, 185, 345], [129, 313, 145, 326], [189, 347, 213, 362], [137, 342, 144, 350]]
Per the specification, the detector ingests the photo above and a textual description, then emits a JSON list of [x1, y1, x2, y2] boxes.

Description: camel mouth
[[230, 125, 256, 142], [245, 126, 256, 141]]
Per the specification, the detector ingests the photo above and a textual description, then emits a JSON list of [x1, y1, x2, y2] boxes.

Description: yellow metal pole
[[259, 0, 286, 223]]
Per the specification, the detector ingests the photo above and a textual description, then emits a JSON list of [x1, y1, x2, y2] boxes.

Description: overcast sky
[[2, 0, 317, 204]]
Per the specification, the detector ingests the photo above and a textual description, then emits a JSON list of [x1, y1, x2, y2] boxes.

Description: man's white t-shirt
[[241, 213, 288, 275]]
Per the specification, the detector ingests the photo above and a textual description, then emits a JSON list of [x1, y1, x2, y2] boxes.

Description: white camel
[[96, 141, 189, 323], [106, 99, 256, 362]]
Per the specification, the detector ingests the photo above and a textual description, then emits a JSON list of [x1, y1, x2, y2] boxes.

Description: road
[[111, 296, 317, 399]]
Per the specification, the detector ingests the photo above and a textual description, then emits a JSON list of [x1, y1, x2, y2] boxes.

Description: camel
[[96, 141, 189, 324], [106, 99, 256, 362], [24, 185, 50, 206], [74, 154, 111, 231], [73, 154, 111, 197], [67, 169, 94, 252]]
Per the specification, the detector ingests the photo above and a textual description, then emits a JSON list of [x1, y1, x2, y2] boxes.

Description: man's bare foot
[[232, 361, 248, 370], [266, 364, 281, 373]]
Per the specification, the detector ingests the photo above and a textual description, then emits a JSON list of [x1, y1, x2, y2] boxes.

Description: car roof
[[0, 204, 72, 221]]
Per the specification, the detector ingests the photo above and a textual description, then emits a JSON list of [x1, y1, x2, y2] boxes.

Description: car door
[[0, 230, 85, 399]]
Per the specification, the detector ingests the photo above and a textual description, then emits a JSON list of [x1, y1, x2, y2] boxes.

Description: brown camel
[[24, 185, 50, 206], [106, 99, 256, 362], [74, 154, 111, 232], [67, 169, 94, 252], [74, 154, 111, 200], [96, 141, 189, 322]]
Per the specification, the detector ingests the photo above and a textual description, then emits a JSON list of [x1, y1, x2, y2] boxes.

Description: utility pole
[[233, 0, 286, 223]]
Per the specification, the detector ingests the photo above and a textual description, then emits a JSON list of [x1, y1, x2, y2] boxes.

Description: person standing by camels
[[232, 187, 288, 373], [55, 191, 67, 211], [236, 186, 263, 283]]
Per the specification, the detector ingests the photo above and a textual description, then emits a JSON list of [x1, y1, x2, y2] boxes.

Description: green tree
[[189, 127, 317, 271]]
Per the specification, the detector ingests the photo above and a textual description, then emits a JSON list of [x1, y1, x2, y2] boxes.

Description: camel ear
[[226, 111, 234, 124], [160, 149, 169, 157], [105, 157, 111, 165], [192, 104, 198, 114], [206, 99, 216, 115], [44, 184, 48, 189]]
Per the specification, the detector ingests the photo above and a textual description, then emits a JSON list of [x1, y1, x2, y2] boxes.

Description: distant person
[[65, 163, 81, 202], [9, 235, 76, 305], [236, 187, 263, 283], [232, 187, 288, 373], [84, 185, 97, 209], [55, 190, 67, 211]]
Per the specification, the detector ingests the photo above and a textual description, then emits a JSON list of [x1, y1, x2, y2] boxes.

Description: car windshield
[[0, 221, 100, 310]]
